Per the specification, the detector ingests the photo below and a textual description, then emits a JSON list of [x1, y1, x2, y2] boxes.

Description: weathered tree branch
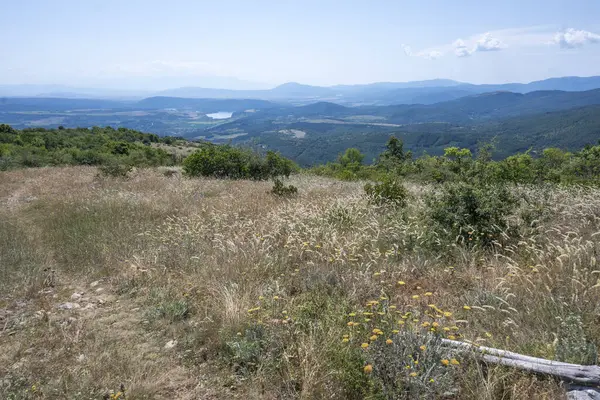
[[440, 338, 600, 397]]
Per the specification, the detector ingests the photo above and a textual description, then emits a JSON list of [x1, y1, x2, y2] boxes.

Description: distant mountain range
[[3, 77, 600, 166], [3, 76, 600, 106]]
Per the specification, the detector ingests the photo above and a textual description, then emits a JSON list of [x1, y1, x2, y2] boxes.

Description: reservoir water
[[206, 111, 233, 119]]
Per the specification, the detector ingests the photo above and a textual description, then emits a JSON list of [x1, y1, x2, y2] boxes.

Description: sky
[[1, 0, 600, 90]]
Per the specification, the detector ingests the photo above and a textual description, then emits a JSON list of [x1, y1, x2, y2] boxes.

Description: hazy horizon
[[2, 0, 600, 90]]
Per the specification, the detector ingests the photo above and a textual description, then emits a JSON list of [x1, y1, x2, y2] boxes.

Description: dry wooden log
[[440, 338, 600, 387], [566, 385, 600, 400]]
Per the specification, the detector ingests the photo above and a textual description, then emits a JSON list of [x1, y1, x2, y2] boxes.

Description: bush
[[366, 330, 459, 399], [271, 178, 298, 197], [425, 182, 518, 247], [98, 162, 133, 178], [364, 176, 408, 207], [225, 325, 266, 376], [555, 314, 598, 365], [183, 145, 296, 181]]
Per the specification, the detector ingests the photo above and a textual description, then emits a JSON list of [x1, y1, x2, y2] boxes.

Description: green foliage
[[555, 314, 598, 365], [98, 162, 133, 178], [146, 291, 191, 323], [0, 125, 173, 170], [425, 182, 518, 247], [183, 144, 296, 181], [364, 176, 409, 208], [338, 148, 365, 173], [225, 325, 267, 376], [271, 178, 298, 197], [366, 331, 459, 399], [378, 136, 412, 173], [0, 124, 16, 134]]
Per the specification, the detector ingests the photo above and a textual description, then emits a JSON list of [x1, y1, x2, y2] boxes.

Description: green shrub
[[183, 145, 296, 181], [425, 182, 518, 247], [225, 325, 267, 376], [555, 314, 598, 365], [366, 330, 459, 399], [271, 178, 298, 197], [145, 291, 191, 324], [98, 162, 133, 178], [364, 176, 408, 207]]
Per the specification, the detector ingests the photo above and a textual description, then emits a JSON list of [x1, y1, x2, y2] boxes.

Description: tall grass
[[0, 166, 598, 399]]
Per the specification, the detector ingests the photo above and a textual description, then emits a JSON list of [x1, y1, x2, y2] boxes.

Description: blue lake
[[206, 111, 233, 119]]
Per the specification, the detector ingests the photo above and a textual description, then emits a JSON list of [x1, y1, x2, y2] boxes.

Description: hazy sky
[[2, 0, 600, 89]]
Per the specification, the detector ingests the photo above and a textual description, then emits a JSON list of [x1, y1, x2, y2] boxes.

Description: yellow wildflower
[[424, 292, 433, 296], [443, 311, 453, 318], [450, 358, 460, 365], [342, 338, 349, 343], [386, 339, 393, 345], [392, 329, 400, 334], [364, 364, 373, 374], [397, 281, 406, 285], [441, 359, 450, 366], [361, 343, 369, 349], [412, 295, 420, 300], [463, 305, 471, 310], [370, 335, 378, 341], [409, 372, 418, 377], [419, 345, 426, 351]]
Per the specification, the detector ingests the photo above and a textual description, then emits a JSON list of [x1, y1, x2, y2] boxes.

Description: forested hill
[[2, 87, 600, 166]]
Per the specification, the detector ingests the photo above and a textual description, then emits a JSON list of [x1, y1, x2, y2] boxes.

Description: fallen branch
[[440, 338, 600, 397]]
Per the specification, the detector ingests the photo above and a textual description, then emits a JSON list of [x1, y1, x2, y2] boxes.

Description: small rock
[[77, 354, 86, 362], [58, 302, 81, 310], [90, 280, 101, 288], [95, 288, 104, 293], [70, 292, 83, 301], [164, 340, 177, 349]]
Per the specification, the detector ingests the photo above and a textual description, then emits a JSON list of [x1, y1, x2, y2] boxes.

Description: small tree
[[338, 148, 364, 173], [378, 136, 412, 173]]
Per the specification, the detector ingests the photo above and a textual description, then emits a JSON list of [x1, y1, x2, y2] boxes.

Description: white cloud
[[475, 33, 504, 51], [423, 50, 443, 60], [452, 33, 505, 57], [406, 31, 506, 60], [553, 28, 600, 49], [402, 44, 443, 60], [453, 39, 473, 57]]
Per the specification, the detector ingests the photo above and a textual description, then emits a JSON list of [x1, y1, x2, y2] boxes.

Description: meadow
[[2, 165, 599, 399]]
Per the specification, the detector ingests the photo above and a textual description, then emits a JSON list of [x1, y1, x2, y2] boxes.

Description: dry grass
[[1, 166, 599, 399]]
